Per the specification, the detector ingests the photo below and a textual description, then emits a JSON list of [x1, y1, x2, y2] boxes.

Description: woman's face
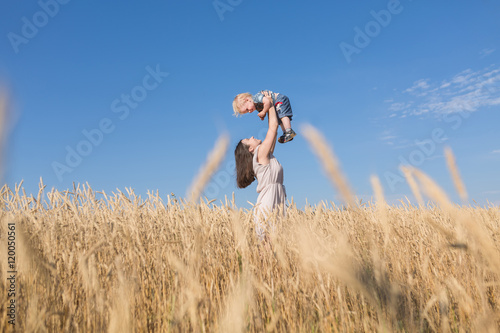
[[241, 136, 261, 153]]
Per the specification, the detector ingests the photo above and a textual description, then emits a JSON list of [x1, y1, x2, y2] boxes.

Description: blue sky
[[1, 0, 500, 208]]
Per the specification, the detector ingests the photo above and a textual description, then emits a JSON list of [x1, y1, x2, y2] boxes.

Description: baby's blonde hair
[[232, 93, 252, 116]]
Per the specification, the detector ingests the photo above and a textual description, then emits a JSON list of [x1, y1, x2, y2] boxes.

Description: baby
[[233, 90, 296, 143]]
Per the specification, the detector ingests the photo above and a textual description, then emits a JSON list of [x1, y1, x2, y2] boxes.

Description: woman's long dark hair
[[235, 140, 255, 188]]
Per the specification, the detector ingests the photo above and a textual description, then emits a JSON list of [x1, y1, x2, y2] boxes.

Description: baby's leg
[[280, 116, 292, 131]]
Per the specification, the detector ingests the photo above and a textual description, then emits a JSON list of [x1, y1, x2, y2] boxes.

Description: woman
[[234, 92, 286, 238]]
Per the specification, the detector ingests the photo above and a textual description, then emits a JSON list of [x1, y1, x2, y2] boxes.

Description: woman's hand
[[262, 91, 273, 103]]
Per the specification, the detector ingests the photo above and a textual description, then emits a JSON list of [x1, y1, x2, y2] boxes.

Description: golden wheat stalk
[[108, 258, 134, 333], [218, 274, 253, 333], [412, 168, 454, 212], [301, 124, 356, 207], [444, 146, 468, 202], [370, 175, 392, 247], [370, 175, 387, 208], [401, 166, 424, 206], [186, 133, 229, 203]]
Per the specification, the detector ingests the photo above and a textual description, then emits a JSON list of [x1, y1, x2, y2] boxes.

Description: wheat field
[[0, 127, 499, 332]]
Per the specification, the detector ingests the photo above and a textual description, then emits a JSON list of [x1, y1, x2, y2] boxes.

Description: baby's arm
[[257, 93, 273, 120], [258, 110, 267, 120]]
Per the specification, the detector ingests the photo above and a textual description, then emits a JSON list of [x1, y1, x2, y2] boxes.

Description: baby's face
[[239, 99, 255, 114]]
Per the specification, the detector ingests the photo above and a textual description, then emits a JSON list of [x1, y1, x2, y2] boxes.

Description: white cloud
[[491, 150, 500, 154], [379, 131, 397, 145], [483, 68, 500, 78], [403, 79, 430, 95], [389, 65, 500, 117], [480, 48, 495, 59], [389, 102, 411, 112]]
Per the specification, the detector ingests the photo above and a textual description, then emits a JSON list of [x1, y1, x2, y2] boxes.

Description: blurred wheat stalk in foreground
[[0, 124, 498, 332], [186, 133, 229, 203]]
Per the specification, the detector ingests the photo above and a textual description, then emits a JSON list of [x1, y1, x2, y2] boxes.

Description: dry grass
[[187, 133, 230, 203], [444, 146, 468, 203], [0, 125, 499, 332]]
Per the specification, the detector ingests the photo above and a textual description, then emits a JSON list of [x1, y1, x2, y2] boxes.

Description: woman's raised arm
[[256, 91, 278, 165]]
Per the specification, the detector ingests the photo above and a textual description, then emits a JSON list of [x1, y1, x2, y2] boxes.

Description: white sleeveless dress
[[252, 145, 286, 236]]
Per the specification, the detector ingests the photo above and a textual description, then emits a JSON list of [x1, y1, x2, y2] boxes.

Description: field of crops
[[0, 128, 499, 332]]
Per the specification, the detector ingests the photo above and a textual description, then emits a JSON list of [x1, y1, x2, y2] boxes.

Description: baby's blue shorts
[[274, 94, 293, 125]]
